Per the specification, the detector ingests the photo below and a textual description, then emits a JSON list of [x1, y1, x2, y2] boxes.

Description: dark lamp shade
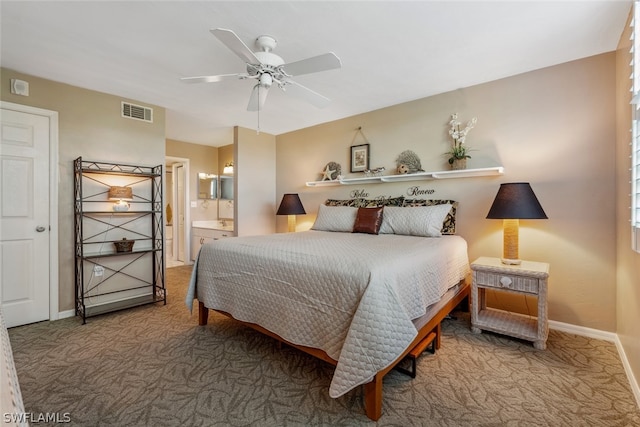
[[276, 193, 306, 216], [486, 183, 548, 220]]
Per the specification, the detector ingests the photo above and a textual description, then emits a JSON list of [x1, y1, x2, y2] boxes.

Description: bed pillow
[[379, 204, 453, 237], [352, 207, 384, 235], [311, 205, 358, 232], [402, 199, 459, 234]]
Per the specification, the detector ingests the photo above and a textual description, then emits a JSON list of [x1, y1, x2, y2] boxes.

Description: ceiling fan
[[182, 28, 342, 112]]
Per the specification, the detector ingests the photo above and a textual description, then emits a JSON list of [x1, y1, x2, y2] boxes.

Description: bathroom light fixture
[[108, 186, 133, 212], [486, 182, 548, 265], [276, 193, 306, 232], [223, 162, 234, 174]]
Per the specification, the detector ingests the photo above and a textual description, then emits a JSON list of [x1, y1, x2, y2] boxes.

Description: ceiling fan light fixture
[[259, 73, 273, 88]]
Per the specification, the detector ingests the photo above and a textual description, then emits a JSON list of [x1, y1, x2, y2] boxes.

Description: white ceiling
[[0, 1, 632, 146]]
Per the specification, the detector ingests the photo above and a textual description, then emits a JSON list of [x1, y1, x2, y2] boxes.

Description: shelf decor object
[[74, 157, 166, 323], [446, 113, 477, 169], [114, 238, 135, 253], [396, 150, 424, 174], [277, 193, 306, 232], [321, 161, 341, 181], [486, 182, 548, 265], [350, 144, 370, 173]]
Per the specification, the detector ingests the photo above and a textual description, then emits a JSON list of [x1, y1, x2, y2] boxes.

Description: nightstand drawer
[[474, 271, 539, 294]]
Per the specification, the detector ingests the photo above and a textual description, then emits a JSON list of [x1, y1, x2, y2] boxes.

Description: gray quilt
[[186, 230, 469, 398]]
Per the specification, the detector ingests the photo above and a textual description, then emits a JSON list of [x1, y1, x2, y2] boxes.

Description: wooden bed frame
[[198, 279, 470, 421]]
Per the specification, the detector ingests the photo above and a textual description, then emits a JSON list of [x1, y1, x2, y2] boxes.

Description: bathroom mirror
[[197, 173, 217, 199], [219, 175, 233, 200]]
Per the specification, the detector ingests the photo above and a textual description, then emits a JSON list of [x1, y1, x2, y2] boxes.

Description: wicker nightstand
[[470, 257, 550, 350]]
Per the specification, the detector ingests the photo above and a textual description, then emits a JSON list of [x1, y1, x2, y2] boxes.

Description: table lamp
[[486, 182, 547, 265], [277, 193, 306, 232], [108, 186, 133, 212]]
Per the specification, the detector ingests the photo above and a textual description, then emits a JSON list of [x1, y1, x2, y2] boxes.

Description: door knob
[[36, 226, 46, 232]]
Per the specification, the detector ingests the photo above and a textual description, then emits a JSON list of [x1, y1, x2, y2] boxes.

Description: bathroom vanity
[[191, 220, 234, 261]]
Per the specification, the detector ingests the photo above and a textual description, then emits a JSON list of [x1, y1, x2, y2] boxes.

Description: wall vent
[[121, 102, 153, 123]]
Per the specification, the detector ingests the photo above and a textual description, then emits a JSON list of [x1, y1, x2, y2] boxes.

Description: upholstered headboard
[[323, 197, 459, 234]]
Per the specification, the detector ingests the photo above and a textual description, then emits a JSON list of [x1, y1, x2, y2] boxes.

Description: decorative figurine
[[321, 162, 341, 181], [363, 167, 386, 177], [396, 150, 424, 174]]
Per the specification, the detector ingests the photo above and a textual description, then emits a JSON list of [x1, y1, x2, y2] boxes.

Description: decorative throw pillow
[[402, 199, 458, 234], [352, 207, 384, 235], [379, 204, 453, 237], [311, 204, 358, 232]]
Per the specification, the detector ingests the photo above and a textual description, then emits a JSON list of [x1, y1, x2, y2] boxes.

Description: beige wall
[[277, 53, 617, 331], [166, 138, 219, 222], [235, 126, 276, 236], [616, 14, 640, 399], [1, 68, 166, 312]]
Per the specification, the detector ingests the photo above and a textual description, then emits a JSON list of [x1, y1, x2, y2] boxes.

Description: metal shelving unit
[[74, 157, 166, 323]]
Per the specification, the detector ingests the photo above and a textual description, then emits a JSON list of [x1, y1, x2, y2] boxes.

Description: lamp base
[[287, 215, 296, 233], [502, 219, 520, 265]]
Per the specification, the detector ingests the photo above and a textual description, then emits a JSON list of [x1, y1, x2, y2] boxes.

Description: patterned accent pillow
[[311, 205, 358, 232], [379, 204, 452, 237], [401, 199, 458, 234]]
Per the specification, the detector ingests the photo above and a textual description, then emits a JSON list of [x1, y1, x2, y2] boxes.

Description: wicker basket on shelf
[[114, 238, 135, 253]]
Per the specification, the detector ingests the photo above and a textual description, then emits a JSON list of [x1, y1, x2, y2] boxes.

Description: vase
[[451, 158, 467, 170]]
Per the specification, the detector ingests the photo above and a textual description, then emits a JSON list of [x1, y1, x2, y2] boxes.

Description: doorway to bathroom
[[165, 156, 190, 268]]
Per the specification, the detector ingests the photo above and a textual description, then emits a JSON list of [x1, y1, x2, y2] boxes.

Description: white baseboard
[[615, 335, 640, 409], [549, 320, 640, 409], [57, 309, 75, 320], [549, 320, 617, 341]]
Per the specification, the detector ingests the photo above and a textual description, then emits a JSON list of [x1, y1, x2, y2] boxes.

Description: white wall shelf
[[305, 166, 504, 187]]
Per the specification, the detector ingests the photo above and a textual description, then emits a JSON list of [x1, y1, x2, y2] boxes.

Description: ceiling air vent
[[121, 102, 153, 123]]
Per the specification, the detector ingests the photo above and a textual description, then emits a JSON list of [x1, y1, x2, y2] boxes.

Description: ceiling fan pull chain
[[257, 85, 261, 135]]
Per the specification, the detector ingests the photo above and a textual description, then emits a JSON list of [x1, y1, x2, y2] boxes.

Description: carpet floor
[[8, 265, 640, 426]]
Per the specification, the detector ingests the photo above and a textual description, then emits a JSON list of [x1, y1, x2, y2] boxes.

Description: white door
[[0, 108, 50, 327]]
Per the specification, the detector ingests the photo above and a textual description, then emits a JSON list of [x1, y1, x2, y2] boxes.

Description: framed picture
[[350, 143, 370, 173]]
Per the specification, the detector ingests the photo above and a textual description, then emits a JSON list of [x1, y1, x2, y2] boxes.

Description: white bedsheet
[[186, 230, 469, 398]]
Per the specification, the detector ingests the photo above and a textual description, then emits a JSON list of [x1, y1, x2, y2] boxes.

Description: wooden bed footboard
[[197, 279, 470, 421]]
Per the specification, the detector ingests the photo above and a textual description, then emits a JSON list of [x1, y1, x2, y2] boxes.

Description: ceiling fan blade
[[282, 52, 341, 76], [284, 80, 331, 108], [180, 73, 246, 83], [247, 84, 269, 111], [211, 28, 261, 65]]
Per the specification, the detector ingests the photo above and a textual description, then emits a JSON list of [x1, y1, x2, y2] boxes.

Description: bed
[[1, 307, 27, 427], [186, 198, 471, 420]]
